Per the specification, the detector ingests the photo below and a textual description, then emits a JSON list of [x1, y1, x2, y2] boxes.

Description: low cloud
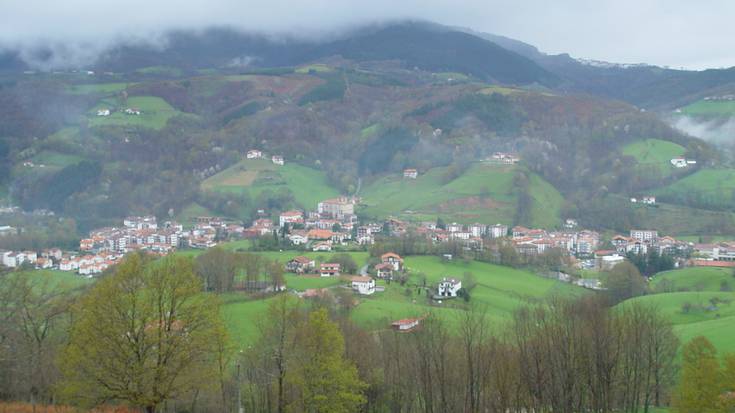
[[2, 0, 735, 70], [673, 116, 735, 144]]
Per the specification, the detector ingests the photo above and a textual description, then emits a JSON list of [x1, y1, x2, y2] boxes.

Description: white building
[[403, 168, 418, 179], [272, 155, 284, 166], [437, 277, 462, 298], [96, 109, 111, 116], [320, 263, 341, 277], [246, 149, 263, 159], [351, 276, 376, 295], [630, 229, 658, 242], [642, 196, 656, 205], [0, 226, 17, 237], [489, 224, 508, 239], [279, 210, 304, 228]]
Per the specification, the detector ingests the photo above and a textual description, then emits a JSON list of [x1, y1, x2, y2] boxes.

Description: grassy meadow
[[618, 266, 735, 357], [88, 96, 185, 130], [680, 99, 735, 117], [201, 159, 340, 210], [359, 162, 563, 227], [622, 138, 685, 177], [656, 168, 735, 209]]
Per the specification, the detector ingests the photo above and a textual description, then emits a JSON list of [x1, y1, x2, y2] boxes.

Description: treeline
[[0, 252, 696, 413], [242, 294, 679, 413]]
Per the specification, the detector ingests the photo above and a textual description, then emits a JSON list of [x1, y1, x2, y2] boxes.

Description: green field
[[650, 267, 735, 293], [67, 82, 131, 95], [624, 197, 735, 236], [680, 99, 735, 117], [351, 256, 582, 329], [295, 64, 334, 74], [618, 266, 735, 357], [30, 150, 84, 169], [622, 139, 685, 177], [360, 163, 562, 227], [135, 66, 184, 77], [656, 168, 735, 209], [88, 96, 184, 130], [622, 292, 735, 325], [201, 159, 340, 210]]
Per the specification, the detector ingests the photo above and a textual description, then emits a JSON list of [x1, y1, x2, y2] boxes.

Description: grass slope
[[201, 159, 340, 210], [360, 162, 562, 227], [88, 96, 184, 130], [622, 139, 685, 177], [351, 256, 582, 329], [67, 82, 131, 95], [656, 168, 735, 209], [680, 99, 735, 117], [650, 267, 735, 293], [621, 291, 735, 325], [675, 315, 735, 356]]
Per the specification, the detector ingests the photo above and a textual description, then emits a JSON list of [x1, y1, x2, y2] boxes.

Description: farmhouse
[[375, 263, 394, 279], [272, 155, 285, 166], [312, 242, 332, 252], [96, 109, 110, 116], [437, 277, 462, 298], [246, 149, 263, 159], [391, 318, 421, 332], [350, 276, 376, 295], [286, 256, 315, 274], [403, 168, 418, 179], [124, 108, 141, 115], [381, 252, 404, 271], [642, 196, 656, 205], [320, 263, 341, 277]]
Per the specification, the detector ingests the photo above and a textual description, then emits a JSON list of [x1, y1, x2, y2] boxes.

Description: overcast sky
[[1, 0, 732, 70]]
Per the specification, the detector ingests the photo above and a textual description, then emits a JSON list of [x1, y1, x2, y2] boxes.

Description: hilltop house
[[286, 256, 315, 274], [437, 277, 462, 298], [124, 108, 141, 115], [381, 252, 404, 271], [350, 276, 376, 295], [272, 155, 284, 166], [96, 109, 110, 116], [320, 263, 341, 277], [246, 149, 263, 159], [403, 168, 418, 179]]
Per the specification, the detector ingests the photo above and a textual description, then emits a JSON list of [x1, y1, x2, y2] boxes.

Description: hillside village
[[2, 188, 730, 282]]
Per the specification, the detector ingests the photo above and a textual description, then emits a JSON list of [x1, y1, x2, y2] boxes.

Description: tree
[[329, 253, 358, 274], [673, 336, 722, 413], [266, 260, 286, 291], [287, 308, 366, 412], [195, 247, 238, 293], [604, 261, 647, 304], [59, 253, 229, 412]]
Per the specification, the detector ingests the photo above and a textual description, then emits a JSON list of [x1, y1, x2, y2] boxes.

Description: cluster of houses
[[486, 152, 521, 165], [670, 157, 697, 168], [630, 196, 657, 205], [246, 149, 284, 166], [95, 108, 141, 117], [0, 215, 249, 275]]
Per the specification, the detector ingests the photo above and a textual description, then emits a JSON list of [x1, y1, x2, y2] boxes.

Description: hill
[[622, 138, 685, 177], [201, 158, 340, 211], [359, 162, 563, 227], [656, 168, 735, 210]]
